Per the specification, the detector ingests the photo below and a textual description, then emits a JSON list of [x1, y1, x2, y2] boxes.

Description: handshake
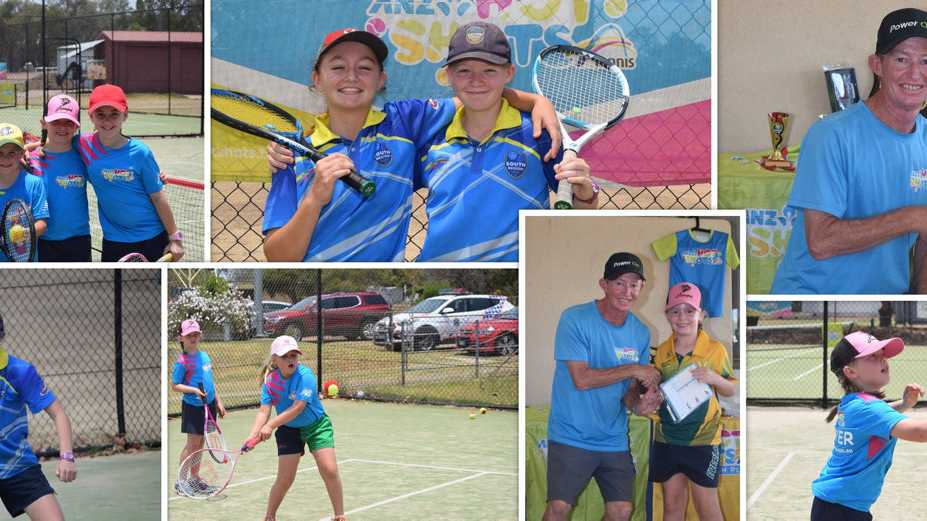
[[628, 365, 663, 416]]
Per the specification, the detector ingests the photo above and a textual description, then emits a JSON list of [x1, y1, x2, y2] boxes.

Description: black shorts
[[101, 231, 169, 262], [546, 440, 635, 505], [38, 235, 92, 262], [811, 497, 872, 521], [650, 441, 720, 488], [0, 464, 55, 517], [180, 400, 218, 435]]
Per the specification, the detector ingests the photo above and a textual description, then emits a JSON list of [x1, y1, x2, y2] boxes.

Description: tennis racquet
[[532, 44, 631, 209], [198, 383, 228, 464], [117, 252, 174, 262], [0, 199, 37, 262], [211, 88, 375, 197], [176, 437, 259, 499]]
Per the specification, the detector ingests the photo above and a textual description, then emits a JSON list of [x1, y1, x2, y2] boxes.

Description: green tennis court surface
[[747, 407, 927, 521], [0, 451, 160, 521], [168, 400, 516, 520]]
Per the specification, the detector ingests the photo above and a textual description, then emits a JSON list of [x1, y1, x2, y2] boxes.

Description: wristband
[[573, 181, 600, 204], [60, 451, 74, 462], [169, 231, 184, 242]]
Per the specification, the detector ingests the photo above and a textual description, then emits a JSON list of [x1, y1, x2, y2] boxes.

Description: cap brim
[[445, 51, 511, 66], [605, 270, 646, 281], [0, 139, 24, 150], [854, 337, 904, 359], [319, 31, 388, 64], [45, 113, 80, 126], [89, 101, 127, 113]]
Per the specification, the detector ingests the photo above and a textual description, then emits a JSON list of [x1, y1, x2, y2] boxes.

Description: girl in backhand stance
[[811, 331, 927, 521], [650, 283, 736, 521], [248, 336, 345, 521], [0, 313, 76, 520]]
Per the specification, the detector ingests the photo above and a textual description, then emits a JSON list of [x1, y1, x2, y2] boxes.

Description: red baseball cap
[[88, 84, 128, 113], [314, 28, 388, 70]]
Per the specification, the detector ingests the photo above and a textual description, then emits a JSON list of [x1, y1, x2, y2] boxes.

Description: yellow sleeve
[[726, 234, 740, 270], [710, 339, 736, 381], [651, 232, 678, 261]]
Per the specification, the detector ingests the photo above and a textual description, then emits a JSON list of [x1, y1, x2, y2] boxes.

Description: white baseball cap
[[271, 335, 303, 357]]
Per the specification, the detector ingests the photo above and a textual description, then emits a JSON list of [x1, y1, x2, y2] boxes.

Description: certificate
[[660, 364, 713, 423]]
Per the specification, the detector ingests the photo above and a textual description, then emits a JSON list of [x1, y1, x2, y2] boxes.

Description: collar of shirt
[[662, 329, 713, 369], [310, 108, 388, 149], [0, 349, 6, 370], [443, 98, 522, 144]]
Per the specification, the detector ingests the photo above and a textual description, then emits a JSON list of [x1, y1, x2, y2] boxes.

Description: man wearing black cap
[[543, 252, 661, 521], [772, 8, 927, 295]]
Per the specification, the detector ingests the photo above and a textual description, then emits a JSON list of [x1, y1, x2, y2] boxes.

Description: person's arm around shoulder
[[44, 400, 76, 482], [499, 88, 561, 161], [803, 207, 927, 260]]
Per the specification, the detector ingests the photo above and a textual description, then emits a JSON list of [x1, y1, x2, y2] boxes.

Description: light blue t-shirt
[[29, 149, 90, 240], [0, 354, 57, 479], [652, 229, 738, 317], [547, 301, 651, 452], [772, 103, 927, 294], [171, 351, 216, 406], [0, 169, 50, 262], [78, 134, 165, 242], [260, 364, 325, 428], [812, 393, 906, 512], [262, 99, 456, 261]]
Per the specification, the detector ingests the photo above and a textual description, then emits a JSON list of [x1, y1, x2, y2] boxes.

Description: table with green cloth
[[717, 147, 801, 294], [525, 406, 652, 521]]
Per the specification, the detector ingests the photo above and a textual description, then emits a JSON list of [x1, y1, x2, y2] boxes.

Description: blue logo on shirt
[[504, 152, 527, 179], [375, 143, 392, 165]]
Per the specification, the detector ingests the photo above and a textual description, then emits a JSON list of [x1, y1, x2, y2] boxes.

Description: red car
[[456, 307, 518, 355], [263, 291, 389, 341]]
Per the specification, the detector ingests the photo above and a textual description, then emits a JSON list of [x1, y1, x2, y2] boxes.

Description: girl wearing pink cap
[[170, 319, 226, 495], [649, 282, 736, 521], [811, 331, 927, 520], [247, 336, 345, 521]]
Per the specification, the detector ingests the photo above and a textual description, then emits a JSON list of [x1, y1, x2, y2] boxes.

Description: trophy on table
[[759, 112, 794, 171]]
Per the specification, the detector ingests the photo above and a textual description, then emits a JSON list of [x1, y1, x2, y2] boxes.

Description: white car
[[373, 294, 513, 351]]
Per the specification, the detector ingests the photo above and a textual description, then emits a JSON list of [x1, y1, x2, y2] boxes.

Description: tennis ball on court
[[469, 413, 476, 420], [571, 106, 581, 114], [8, 224, 24, 244], [480, 407, 487, 415], [328, 384, 339, 399]]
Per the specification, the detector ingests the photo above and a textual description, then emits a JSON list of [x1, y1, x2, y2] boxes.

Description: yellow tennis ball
[[328, 384, 339, 398], [480, 407, 487, 415], [8, 224, 24, 244]]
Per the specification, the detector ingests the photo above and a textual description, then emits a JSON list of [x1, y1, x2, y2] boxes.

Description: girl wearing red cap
[[648, 282, 735, 521], [811, 331, 927, 521], [263, 28, 560, 262]]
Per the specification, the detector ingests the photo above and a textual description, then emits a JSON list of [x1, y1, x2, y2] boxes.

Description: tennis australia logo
[[614, 347, 639, 363], [374, 143, 392, 165], [910, 169, 927, 192], [102, 168, 135, 183], [504, 152, 527, 178], [55, 175, 85, 189]]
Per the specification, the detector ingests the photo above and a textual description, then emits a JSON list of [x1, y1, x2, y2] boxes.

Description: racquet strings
[[3, 202, 33, 262], [205, 420, 228, 463], [535, 47, 629, 127], [211, 94, 301, 136], [177, 450, 232, 498]]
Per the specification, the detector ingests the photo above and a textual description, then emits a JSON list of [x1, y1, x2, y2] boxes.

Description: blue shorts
[[811, 497, 872, 521], [650, 441, 721, 488], [180, 400, 218, 435], [38, 235, 92, 262], [0, 464, 55, 517], [101, 230, 168, 262]]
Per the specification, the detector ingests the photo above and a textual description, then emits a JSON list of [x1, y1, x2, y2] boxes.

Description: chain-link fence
[[167, 268, 518, 414], [0, 2, 203, 137], [0, 269, 160, 455], [747, 301, 927, 407], [212, 183, 711, 261]]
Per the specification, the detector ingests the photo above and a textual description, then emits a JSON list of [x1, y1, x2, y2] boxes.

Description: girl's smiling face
[[666, 303, 702, 337]]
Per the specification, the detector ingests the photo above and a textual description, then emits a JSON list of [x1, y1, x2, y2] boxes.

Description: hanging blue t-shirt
[[548, 301, 650, 452], [0, 353, 57, 479], [260, 363, 325, 428], [0, 169, 50, 262], [29, 149, 90, 240], [171, 351, 217, 406], [812, 393, 906, 512], [652, 230, 739, 317], [772, 103, 927, 294]]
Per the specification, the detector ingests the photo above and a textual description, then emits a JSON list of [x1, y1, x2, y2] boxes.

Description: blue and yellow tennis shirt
[[0, 352, 57, 479], [263, 98, 456, 261], [414, 99, 560, 261]]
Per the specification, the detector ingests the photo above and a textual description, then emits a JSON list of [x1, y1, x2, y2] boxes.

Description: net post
[[822, 301, 829, 409], [316, 269, 322, 394], [114, 269, 126, 435]]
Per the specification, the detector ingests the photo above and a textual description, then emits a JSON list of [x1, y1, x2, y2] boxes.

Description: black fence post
[[114, 269, 126, 435], [822, 301, 829, 409], [316, 269, 323, 393]]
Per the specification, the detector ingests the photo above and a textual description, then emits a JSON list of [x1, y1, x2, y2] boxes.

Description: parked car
[[263, 292, 389, 341], [373, 294, 514, 351], [456, 307, 518, 355], [239, 300, 293, 339]]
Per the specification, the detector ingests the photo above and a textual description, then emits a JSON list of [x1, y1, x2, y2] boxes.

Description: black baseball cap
[[876, 8, 927, 55], [313, 28, 388, 71], [604, 252, 645, 281], [445, 22, 511, 66], [830, 331, 904, 376]]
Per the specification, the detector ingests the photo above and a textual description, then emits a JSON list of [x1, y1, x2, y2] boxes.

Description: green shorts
[[298, 414, 335, 451]]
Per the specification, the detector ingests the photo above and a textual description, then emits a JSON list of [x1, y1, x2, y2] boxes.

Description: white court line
[[747, 451, 795, 510], [748, 348, 818, 372], [318, 472, 489, 521], [793, 363, 823, 381], [347, 458, 516, 476]]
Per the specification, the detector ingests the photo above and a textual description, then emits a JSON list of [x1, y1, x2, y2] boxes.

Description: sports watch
[[60, 451, 75, 462]]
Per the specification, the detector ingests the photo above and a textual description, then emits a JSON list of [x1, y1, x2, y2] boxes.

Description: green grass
[[366, 374, 517, 408]]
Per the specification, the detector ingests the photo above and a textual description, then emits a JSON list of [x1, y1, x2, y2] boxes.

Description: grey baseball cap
[[445, 22, 511, 66]]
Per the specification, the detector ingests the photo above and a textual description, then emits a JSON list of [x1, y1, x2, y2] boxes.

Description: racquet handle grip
[[344, 170, 376, 197], [554, 180, 573, 209]]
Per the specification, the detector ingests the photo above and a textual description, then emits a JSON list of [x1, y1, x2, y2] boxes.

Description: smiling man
[[543, 252, 661, 521], [771, 8, 927, 294]]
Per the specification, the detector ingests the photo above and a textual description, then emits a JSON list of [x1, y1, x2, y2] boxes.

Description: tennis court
[[0, 451, 160, 521], [747, 407, 927, 521], [167, 400, 516, 520]]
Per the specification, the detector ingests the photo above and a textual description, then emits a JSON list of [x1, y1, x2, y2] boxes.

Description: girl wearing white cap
[[648, 282, 735, 521], [247, 335, 345, 521], [811, 331, 927, 521], [170, 318, 226, 495]]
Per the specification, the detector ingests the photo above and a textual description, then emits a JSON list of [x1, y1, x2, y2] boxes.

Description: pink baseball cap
[[271, 335, 303, 357], [180, 319, 201, 336], [665, 282, 702, 311], [45, 94, 80, 126], [844, 331, 904, 359], [88, 84, 128, 113]]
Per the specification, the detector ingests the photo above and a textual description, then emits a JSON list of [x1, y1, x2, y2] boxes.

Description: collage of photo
[[0, 1, 925, 520]]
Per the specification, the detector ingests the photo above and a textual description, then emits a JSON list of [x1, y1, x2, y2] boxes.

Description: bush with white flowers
[[169, 284, 253, 339]]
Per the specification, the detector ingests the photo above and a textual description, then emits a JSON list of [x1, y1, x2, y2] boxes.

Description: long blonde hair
[[258, 354, 276, 383]]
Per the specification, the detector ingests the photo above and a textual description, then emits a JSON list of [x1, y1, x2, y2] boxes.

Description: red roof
[[99, 31, 202, 43]]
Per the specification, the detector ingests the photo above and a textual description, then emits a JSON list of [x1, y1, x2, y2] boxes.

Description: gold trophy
[[759, 112, 795, 170]]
